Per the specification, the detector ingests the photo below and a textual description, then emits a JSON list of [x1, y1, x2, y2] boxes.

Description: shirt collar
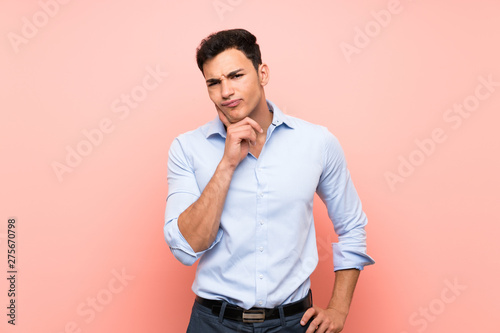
[[206, 114, 227, 138], [205, 99, 295, 139], [266, 100, 295, 129]]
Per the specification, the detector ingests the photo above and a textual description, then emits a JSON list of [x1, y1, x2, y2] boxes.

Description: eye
[[207, 81, 219, 87], [233, 74, 243, 79]]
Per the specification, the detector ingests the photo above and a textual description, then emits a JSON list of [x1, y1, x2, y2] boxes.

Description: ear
[[258, 63, 270, 87]]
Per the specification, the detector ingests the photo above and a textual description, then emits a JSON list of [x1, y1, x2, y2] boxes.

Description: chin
[[227, 110, 248, 123], [228, 116, 244, 124]]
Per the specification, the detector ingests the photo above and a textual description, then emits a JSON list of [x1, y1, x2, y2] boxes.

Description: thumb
[[300, 306, 317, 326]]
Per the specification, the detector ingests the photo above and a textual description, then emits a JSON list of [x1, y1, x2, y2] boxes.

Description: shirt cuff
[[332, 242, 375, 271], [164, 218, 223, 266]]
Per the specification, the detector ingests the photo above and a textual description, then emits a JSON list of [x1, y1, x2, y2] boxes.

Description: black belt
[[195, 290, 312, 323]]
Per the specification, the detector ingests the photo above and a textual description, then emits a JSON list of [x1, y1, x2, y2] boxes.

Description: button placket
[[255, 162, 268, 307]]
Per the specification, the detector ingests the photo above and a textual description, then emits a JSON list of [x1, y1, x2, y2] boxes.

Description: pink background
[[1, 1, 499, 332]]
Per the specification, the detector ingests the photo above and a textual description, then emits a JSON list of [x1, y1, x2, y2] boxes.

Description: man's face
[[203, 48, 268, 123]]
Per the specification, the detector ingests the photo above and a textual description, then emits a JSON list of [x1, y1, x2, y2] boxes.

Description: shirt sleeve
[[164, 137, 223, 266], [316, 127, 375, 271]]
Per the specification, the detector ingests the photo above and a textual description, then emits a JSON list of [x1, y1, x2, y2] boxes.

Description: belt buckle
[[242, 309, 265, 323]]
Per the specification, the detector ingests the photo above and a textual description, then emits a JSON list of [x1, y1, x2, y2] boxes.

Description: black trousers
[[186, 298, 312, 333]]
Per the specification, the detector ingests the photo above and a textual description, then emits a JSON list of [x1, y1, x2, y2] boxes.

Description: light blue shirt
[[164, 100, 374, 309]]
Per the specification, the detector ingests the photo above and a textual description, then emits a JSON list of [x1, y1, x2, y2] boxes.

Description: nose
[[220, 77, 234, 99]]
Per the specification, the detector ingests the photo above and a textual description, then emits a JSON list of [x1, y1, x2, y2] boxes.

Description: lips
[[221, 99, 241, 108]]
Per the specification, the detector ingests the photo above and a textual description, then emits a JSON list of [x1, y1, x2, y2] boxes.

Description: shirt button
[[258, 192, 264, 198], [258, 301, 263, 305], [259, 220, 264, 225], [259, 274, 263, 279], [259, 247, 264, 252]]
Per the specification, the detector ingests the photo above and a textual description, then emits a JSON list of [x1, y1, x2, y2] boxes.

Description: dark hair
[[196, 29, 262, 73]]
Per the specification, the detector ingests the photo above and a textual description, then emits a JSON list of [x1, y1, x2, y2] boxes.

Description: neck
[[250, 97, 273, 133]]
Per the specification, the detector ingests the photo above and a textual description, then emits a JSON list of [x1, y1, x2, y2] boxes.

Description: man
[[164, 29, 374, 333]]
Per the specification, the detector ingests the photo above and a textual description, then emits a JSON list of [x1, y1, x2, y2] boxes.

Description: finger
[[216, 106, 263, 134], [316, 321, 330, 333], [240, 128, 258, 145], [306, 315, 325, 333], [306, 307, 330, 333], [228, 116, 263, 135], [306, 322, 319, 333], [241, 116, 263, 134], [300, 307, 316, 326], [227, 126, 258, 145]]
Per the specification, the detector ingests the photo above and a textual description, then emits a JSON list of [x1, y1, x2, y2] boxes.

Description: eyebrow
[[206, 68, 244, 85]]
